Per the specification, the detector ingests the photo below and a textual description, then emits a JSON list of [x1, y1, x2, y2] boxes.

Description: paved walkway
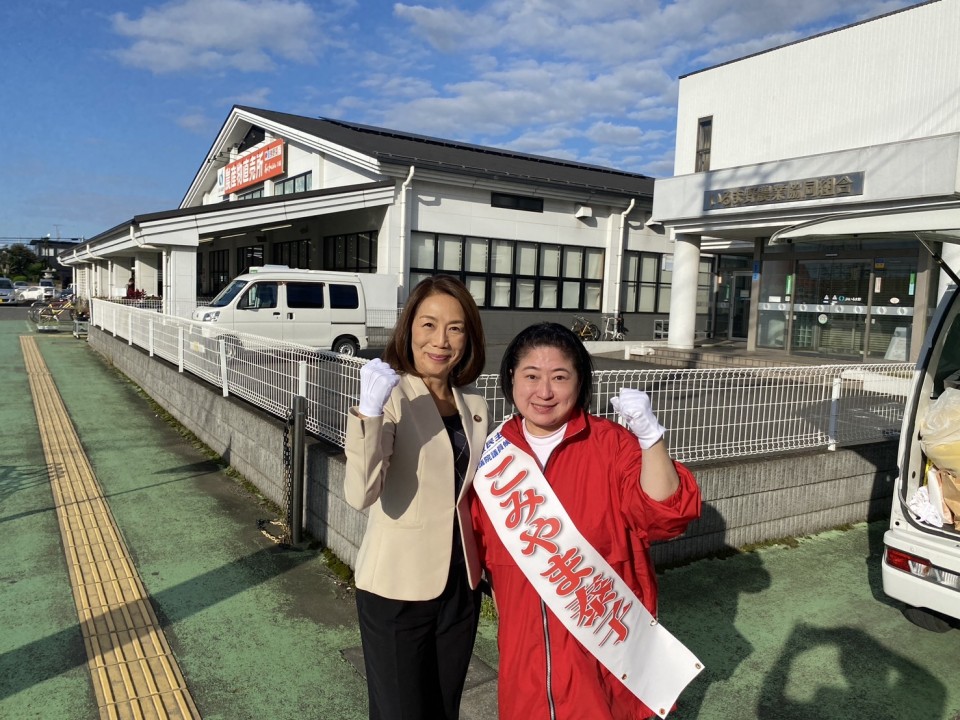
[[21, 334, 199, 719], [2, 310, 960, 720]]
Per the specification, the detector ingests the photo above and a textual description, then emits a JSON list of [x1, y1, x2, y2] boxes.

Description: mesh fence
[[92, 299, 913, 464]]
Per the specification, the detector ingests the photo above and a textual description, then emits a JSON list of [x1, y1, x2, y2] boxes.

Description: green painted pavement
[[659, 523, 960, 719], [0, 319, 95, 719], [34, 331, 369, 720]]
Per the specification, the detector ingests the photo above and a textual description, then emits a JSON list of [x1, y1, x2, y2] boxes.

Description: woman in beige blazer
[[345, 275, 489, 720]]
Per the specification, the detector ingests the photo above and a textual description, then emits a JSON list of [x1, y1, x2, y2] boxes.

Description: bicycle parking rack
[[27, 302, 81, 334]]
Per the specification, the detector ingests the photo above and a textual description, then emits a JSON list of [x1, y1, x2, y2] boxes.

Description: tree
[[0, 244, 41, 278]]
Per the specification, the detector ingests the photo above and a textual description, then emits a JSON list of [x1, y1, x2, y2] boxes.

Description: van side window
[[287, 282, 325, 309], [239, 282, 278, 309], [329, 284, 360, 309]]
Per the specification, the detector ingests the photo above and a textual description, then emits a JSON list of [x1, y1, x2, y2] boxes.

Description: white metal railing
[[91, 299, 915, 464]]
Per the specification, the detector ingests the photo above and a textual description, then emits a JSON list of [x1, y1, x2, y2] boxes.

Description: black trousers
[[355, 561, 481, 720]]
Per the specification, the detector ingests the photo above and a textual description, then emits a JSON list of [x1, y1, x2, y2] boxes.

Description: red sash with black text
[[475, 423, 703, 719]]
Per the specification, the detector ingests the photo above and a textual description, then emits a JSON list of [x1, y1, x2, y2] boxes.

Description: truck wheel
[[333, 337, 359, 356], [903, 606, 955, 633]]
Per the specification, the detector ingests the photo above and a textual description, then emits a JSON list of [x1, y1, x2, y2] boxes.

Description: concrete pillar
[[667, 233, 701, 350], [164, 249, 199, 318], [136, 254, 160, 296]]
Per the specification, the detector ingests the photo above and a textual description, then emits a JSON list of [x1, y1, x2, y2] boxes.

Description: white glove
[[610, 388, 665, 450], [358, 358, 400, 417]]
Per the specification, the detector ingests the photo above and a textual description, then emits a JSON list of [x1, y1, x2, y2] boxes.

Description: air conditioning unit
[[575, 205, 593, 219]]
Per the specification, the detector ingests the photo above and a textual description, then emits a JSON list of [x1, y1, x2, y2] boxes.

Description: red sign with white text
[[222, 139, 285, 194]]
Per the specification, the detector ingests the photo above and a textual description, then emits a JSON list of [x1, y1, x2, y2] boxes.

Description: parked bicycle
[[602, 314, 626, 341], [571, 315, 600, 341]]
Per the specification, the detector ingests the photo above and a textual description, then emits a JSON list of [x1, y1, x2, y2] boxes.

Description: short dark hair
[[383, 275, 486, 386], [499, 322, 593, 411]]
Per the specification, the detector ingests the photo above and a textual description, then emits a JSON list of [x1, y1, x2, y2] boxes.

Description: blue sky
[[1, 0, 914, 243]]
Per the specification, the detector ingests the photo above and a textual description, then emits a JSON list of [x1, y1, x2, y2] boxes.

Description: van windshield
[[208, 279, 249, 307], [0, 279, 12, 289]]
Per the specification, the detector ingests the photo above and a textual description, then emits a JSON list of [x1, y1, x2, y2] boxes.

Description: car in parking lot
[[16, 286, 46, 304], [0, 278, 16, 305], [14, 280, 28, 294], [38, 279, 55, 300]]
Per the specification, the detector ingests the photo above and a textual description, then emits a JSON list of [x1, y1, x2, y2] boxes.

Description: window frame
[[695, 116, 712, 173], [322, 231, 378, 272], [491, 192, 544, 213], [410, 232, 603, 311]]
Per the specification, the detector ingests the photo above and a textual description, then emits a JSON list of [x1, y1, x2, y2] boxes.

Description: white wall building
[[653, 0, 960, 362], [62, 107, 697, 345]]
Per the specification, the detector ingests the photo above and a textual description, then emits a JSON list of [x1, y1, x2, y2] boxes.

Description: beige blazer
[[344, 374, 490, 601]]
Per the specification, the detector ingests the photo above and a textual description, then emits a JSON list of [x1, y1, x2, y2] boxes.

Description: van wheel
[[333, 337, 359, 356], [903, 606, 955, 633]]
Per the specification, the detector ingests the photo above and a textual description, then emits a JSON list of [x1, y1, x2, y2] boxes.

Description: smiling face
[[511, 345, 580, 436], [410, 292, 467, 386]]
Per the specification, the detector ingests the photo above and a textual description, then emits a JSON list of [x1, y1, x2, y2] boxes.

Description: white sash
[[475, 424, 703, 719]]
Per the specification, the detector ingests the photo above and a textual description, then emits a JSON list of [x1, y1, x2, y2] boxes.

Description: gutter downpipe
[[399, 166, 415, 300], [614, 198, 636, 316]]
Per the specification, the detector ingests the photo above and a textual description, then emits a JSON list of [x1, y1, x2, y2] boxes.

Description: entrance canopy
[[770, 203, 960, 287], [770, 204, 960, 244]]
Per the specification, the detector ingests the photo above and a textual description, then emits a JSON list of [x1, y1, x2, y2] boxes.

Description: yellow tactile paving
[[21, 336, 201, 720]]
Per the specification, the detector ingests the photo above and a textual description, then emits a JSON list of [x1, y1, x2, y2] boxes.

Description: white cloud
[[175, 111, 212, 133], [227, 86, 274, 107], [585, 121, 646, 146], [111, 0, 320, 74], [376, 0, 912, 174]]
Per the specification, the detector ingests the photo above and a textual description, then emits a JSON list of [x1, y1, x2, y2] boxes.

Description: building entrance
[[757, 249, 920, 359], [714, 271, 752, 340]]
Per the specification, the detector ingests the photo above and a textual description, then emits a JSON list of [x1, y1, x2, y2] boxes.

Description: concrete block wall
[[88, 327, 898, 571]]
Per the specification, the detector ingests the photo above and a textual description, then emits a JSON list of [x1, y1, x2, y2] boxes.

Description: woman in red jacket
[[471, 322, 702, 720]]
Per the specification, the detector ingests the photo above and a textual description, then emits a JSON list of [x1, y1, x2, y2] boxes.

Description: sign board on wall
[[703, 172, 864, 211], [218, 139, 285, 194]]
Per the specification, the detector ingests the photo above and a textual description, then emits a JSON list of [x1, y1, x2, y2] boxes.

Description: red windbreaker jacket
[[470, 409, 701, 720]]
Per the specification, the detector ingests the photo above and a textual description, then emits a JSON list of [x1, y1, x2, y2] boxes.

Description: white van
[[882, 277, 960, 632], [192, 266, 368, 356]]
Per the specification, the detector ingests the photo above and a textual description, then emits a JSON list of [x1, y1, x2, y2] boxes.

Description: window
[[329, 284, 360, 309], [697, 259, 713, 314], [622, 252, 667, 313], [209, 249, 230, 294], [237, 245, 264, 275], [621, 252, 712, 315], [409, 231, 603, 310], [275, 172, 312, 196], [237, 186, 264, 200], [273, 239, 310, 269], [322, 231, 377, 272], [695, 116, 712, 172], [238, 281, 277, 309], [286, 282, 324, 309], [491, 192, 543, 213]]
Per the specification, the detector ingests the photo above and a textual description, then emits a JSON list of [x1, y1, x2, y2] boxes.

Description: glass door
[[792, 259, 871, 358], [865, 256, 918, 360], [715, 271, 752, 340]]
